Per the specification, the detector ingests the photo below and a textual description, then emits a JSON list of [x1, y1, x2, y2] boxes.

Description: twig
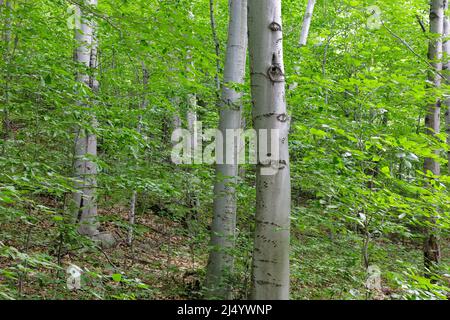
[[95, 245, 117, 269], [416, 14, 426, 33], [18, 226, 33, 297], [381, 20, 445, 80]]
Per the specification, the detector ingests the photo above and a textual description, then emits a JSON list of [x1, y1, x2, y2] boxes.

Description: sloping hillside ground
[[0, 202, 449, 300]]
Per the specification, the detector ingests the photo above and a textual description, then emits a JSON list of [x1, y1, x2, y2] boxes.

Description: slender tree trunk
[[2, 1, 11, 153], [299, 0, 316, 46], [248, 0, 291, 300], [423, 0, 444, 270], [184, 7, 201, 230], [443, 0, 450, 175], [128, 63, 149, 246], [185, 108, 200, 224], [209, 0, 220, 91], [187, 109, 198, 159], [172, 113, 182, 133], [72, 0, 99, 237], [186, 11, 198, 162], [206, 0, 247, 299], [128, 190, 137, 244]]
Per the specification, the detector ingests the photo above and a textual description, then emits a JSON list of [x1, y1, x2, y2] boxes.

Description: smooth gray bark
[[187, 109, 198, 161], [443, 0, 450, 175], [209, 0, 221, 91], [423, 0, 444, 269], [186, 13, 198, 163], [72, 0, 99, 237], [206, 0, 247, 299], [299, 0, 316, 46], [185, 37, 201, 226], [248, 0, 291, 300]]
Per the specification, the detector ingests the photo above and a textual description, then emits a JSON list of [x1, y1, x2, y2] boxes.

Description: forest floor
[[0, 203, 449, 300], [0, 204, 206, 300]]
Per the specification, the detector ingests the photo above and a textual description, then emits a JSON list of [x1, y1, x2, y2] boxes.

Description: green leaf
[[381, 166, 391, 177], [112, 274, 122, 282]]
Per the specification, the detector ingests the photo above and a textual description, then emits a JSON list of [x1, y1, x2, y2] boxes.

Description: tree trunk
[[299, 0, 316, 46], [186, 13, 198, 163], [183, 8, 201, 230], [423, 0, 444, 270], [248, 0, 291, 300], [72, 0, 99, 237], [443, 0, 450, 175], [209, 0, 220, 91], [128, 63, 149, 246], [206, 0, 247, 299], [2, 0, 12, 152]]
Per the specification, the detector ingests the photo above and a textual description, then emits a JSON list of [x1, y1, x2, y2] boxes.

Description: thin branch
[[381, 20, 445, 80], [209, 0, 220, 91], [95, 245, 117, 269], [416, 14, 426, 33]]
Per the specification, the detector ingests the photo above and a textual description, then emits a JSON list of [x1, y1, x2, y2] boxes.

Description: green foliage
[[0, 0, 449, 300]]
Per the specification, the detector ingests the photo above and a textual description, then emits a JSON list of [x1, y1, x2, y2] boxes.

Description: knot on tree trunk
[[267, 65, 285, 82], [277, 113, 288, 122], [268, 22, 281, 31]]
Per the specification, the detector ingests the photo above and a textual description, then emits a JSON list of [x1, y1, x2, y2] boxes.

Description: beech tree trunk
[[423, 0, 444, 270], [209, 0, 220, 91], [443, 0, 450, 175], [299, 0, 316, 46], [72, 0, 99, 237], [186, 9, 198, 163], [206, 0, 247, 299], [248, 0, 291, 300], [128, 63, 149, 246]]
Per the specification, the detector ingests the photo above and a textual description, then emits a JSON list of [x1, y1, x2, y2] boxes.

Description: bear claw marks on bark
[[256, 259, 278, 264], [255, 219, 283, 228], [256, 280, 283, 287], [253, 112, 289, 122]]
